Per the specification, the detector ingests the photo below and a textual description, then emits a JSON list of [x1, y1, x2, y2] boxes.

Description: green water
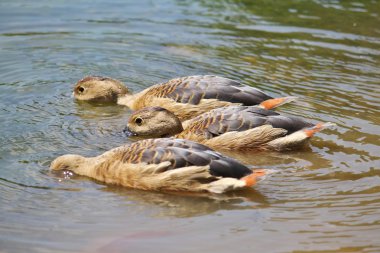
[[0, 0, 379, 252]]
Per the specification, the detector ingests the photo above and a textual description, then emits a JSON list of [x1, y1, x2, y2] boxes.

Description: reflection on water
[[0, 0, 379, 252], [102, 186, 270, 218]]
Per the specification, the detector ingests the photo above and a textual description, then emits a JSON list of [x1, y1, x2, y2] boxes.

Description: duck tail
[[258, 96, 298, 110], [264, 122, 336, 151], [240, 169, 267, 187], [303, 122, 336, 137]]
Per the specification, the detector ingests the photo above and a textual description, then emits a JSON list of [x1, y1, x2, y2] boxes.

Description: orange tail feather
[[303, 122, 336, 137], [259, 96, 298, 110], [240, 169, 267, 187]]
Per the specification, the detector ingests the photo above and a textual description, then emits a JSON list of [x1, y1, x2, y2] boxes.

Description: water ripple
[[0, 0, 379, 252]]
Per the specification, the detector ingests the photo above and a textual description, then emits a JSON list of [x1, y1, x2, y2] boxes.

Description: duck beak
[[123, 125, 137, 137]]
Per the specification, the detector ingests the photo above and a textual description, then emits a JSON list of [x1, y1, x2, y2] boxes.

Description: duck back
[[145, 75, 272, 105], [118, 138, 252, 179], [184, 106, 314, 138]]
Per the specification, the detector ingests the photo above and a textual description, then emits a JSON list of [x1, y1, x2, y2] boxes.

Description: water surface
[[0, 0, 379, 252]]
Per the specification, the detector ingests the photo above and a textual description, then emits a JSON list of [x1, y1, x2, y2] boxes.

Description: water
[[0, 0, 379, 252]]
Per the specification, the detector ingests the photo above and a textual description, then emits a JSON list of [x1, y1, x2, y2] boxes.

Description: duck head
[[73, 76, 129, 103], [50, 154, 87, 174], [124, 107, 184, 138]]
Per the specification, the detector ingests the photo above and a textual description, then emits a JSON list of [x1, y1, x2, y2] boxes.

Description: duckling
[[73, 75, 278, 121], [125, 105, 335, 152], [50, 138, 266, 194]]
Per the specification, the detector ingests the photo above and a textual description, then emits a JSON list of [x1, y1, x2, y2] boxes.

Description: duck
[[124, 105, 335, 152], [73, 75, 282, 121], [50, 138, 266, 194]]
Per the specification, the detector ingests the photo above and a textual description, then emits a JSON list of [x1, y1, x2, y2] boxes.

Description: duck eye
[[135, 117, 143, 125], [77, 86, 85, 93]]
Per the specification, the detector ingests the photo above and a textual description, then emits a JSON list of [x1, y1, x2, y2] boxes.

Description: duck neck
[[77, 150, 126, 184], [117, 93, 136, 109], [168, 115, 184, 137], [71, 157, 98, 178], [117, 89, 149, 110], [69, 155, 115, 184], [175, 127, 208, 144]]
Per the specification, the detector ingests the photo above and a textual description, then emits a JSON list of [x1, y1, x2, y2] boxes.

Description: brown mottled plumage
[[125, 105, 335, 151], [73, 75, 274, 121], [50, 138, 265, 194]]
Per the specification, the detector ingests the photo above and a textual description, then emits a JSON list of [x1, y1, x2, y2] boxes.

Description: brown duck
[[50, 138, 266, 194], [73, 75, 285, 121], [125, 106, 335, 152]]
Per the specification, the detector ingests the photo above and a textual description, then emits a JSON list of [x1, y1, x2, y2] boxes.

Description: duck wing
[[118, 138, 252, 179], [266, 115, 314, 134], [146, 75, 272, 105], [187, 106, 314, 137]]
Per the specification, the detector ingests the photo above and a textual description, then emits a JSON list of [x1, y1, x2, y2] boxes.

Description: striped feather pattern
[[180, 106, 314, 139], [115, 138, 252, 178], [143, 75, 272, 105]]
